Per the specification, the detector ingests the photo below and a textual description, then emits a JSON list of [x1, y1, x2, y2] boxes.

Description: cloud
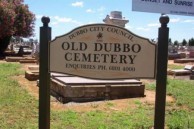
[[71, 1, 83, 7], [54, 16, 72, 23], [86, 9, 95, 13], [52, 16, 82, 25], [170, 18, 180, 23], [51, 22, 59, 26], [147, 23, 160, 27], [183, 19, 194, 23]]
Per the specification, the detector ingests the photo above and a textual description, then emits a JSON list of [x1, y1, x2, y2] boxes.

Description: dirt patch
[[12, 75, 39, 99], [0, 60, 6, 63], [10, 62, 174, 112]]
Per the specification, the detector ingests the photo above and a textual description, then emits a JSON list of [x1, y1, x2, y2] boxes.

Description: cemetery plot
[[5, 56, 36, 63], [25, 71, 39, 81], [174, 58, 194, 63], [50, 75, 145, 103], [168, 65, 194, 76], [25, 65, 39, 81]]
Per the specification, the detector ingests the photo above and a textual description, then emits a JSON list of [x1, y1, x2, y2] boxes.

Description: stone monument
[[103, 11, 129, 27]]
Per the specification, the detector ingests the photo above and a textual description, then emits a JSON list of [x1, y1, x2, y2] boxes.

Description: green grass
[[168, 64, 184, 70], [147, 78, 194, 109], [166, 109, 194, 129], [51, 104, 154, 129], [0, 63, 38, 129], [1, 62, 194, 129], [147, 78, 194, 128], [167, 79, 194, 109], [105, 101, 114, 107], [0, 62, 154, 129]]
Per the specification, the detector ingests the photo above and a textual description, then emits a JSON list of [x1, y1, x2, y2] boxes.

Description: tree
[[188, 38, 194, 46], [0, 0, 35, 55], [182, 39, 187, 46], [168, 38, 172, 45], [174, 40, 179, 46]]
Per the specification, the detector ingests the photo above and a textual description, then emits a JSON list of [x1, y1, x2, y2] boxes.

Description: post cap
[[159, 14, 169, 25], [41, 16, 50, 27]]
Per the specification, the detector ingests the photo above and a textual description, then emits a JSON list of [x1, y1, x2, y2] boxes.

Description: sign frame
[[49, 23, 157, 80]]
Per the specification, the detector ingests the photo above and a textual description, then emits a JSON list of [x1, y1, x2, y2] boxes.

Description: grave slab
[[50, 75, 145, 103], [52, 76, 142, 85], [174, 58, 194, 63], [28, 65, 39, 70], [168, 65, 194, 76], [190, 75, 194, 80], [25, 70, 39, 81], [189, 51, 194, 58], [19, 59, 37, 63], [5, 56, 36, 62], [168, 53, 180, 60]]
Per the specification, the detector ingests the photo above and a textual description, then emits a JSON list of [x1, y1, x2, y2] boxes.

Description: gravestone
[[17, 46, 24, 56], [189, 51, 194, 58], [103, 11, 129, 27], [168, 45, 180, 59]]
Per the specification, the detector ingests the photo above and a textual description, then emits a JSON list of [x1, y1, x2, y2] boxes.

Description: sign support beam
[[154, 14, 169, 129], [39, 16, 51, 129]]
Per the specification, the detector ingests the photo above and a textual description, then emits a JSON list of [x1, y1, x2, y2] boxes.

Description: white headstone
[[103, 11, 129, 28]]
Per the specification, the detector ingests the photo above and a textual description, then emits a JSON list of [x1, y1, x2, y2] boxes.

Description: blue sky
[[24, 0, 194, 42]]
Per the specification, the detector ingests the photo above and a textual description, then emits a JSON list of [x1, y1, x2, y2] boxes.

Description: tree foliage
[[188, 38, 194, 46], [168, 38, 172, 45], [174, 40, 179, 46], [182, 39, 187, 46], [0, 0, 35, 39]]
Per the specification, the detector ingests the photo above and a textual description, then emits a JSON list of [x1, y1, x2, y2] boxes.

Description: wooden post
[[39, 16, 51, 129], [154, 14, 169, 129]]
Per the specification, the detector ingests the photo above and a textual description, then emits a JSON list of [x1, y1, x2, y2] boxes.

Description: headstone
[[34, 43, 40, 64], [103, 11, 129, 27], [17, 46, 24, 56], [10, 43, 14, 51], [168, 45, 180, 59], [189, 51, 194, 58], [188, 46, 194, 52], [168, 45, 173, 53], [179, 53, 186, 58], [31, 42, 36, 57]]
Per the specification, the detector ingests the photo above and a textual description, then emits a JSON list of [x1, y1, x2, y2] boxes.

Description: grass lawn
[[147, 78, 194, 129], [0, 63, 38, 129], [0, 62, 194, 129], [168, 64, 185, 70]]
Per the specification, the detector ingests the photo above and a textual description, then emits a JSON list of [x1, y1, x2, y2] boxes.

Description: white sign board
[[49, 24, 156, 79], [132, 0, 194, 16]]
